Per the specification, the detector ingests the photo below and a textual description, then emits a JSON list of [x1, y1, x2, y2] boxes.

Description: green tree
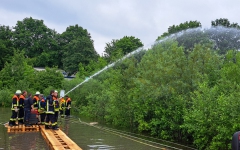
[[0, 89, 12, 107], [104, 36, 143, 62], [211, 18, 240, 28], [12, 17, 60, 67], [60, 25, 98, 75], [0, 25, 14, 70], [78, 57, 107, 78], [33, 67, 64, 93], [0, 50, 35, 90], [156, 21, 202, 40]]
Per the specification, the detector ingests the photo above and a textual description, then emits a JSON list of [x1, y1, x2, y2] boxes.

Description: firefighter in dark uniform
[[24, 93, 34, 127], [33, 91, 40, 109], [59, 97, 65, 118], [38, 94, 46, 125], [45, 90, 58, 130], [33, 91, 40, 123], [65, 95, 71, 117], [19, 91, 27, 124], [9, 90, 21, 126], [53, 90, 60, 128]]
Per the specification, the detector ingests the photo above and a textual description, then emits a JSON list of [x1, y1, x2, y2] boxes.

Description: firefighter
[[38, 94, 46, 125], [9, 90, 21, 126], [18, 91, 27, 124], [53, 90, 60, 128], [24, 93, 34, 127], [59, 97, 65, 118], [33, 91, 40, 110], [33, 91, 40, 123], [65, 95, 71, 117], [45, 90, 58, 130]]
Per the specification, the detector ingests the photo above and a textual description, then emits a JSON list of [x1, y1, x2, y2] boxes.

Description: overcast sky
[[0, 0, 239, 55]]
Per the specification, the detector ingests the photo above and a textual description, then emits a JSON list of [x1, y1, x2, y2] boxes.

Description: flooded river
[[0, 107, 195, 150]]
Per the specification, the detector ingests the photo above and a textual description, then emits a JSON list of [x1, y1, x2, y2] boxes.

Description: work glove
[[14, 107, 18, 112]]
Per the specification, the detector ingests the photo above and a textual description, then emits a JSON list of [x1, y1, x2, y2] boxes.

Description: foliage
[[211, 18, 240, 28], [0, 25, 14, 70], [67, 40, 239, 150], [78, 57, 107, 78], [1, 17, 240, 150], [104, 36, 143, 63], [157, 26, 240, 56], [206, 27, 240, 54], [156, 20, 202, 40], [33, 67, 64, 93], [0, 89, 13, 107], [0, 50, 35, 89], [61, 25, 98, 75], [0, 50, 64, 105], [12, 17, 60, 67]]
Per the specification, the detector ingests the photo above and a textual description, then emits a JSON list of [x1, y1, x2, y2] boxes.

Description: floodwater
[[0, 108, 195, 150], [0, 107, 49, 150]]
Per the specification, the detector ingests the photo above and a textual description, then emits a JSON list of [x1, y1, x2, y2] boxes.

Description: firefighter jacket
[[53, 96, 60, 111], [45, 95, 54, 114], [66, 98, 71, 107], [19, 95, 25, 108], [38, 98, 46, 114], [11, 95, 19, 110], [60, 98, 65, 110], [33, 95, 40, 108]]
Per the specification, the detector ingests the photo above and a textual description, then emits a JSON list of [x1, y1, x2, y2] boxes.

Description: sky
[[0, 0, 239, 55]]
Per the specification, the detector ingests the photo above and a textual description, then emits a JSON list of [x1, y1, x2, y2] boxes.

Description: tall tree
[[60, 25, 98, 75], [12, 17, 60, 67], [104, 36, 143, 62], [0, 25, 14, 70]]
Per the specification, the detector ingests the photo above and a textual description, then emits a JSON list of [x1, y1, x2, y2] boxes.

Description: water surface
[[1, 108, 193, 150]]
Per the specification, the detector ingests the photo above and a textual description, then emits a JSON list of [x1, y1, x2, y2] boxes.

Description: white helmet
[[54, 90, 58, 93], [16, 90, 21, 94], [36, 91, 40, 95]]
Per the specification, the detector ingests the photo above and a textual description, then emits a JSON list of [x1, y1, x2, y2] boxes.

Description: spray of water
[[64, 26, 240, 96], [64, 46, 147, 96]]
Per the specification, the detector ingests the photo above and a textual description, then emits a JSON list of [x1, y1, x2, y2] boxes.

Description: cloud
[[1, 0, 240, 55]]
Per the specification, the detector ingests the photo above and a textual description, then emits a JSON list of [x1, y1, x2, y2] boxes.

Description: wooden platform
[[39, 125, 82, 150], [5, 124, 39, 133]]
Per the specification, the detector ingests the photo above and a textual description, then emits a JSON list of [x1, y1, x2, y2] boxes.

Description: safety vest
[[11, 95, 19, 110]]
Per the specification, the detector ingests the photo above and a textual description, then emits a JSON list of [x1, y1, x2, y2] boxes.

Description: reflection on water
[[0, 107, 49, 150], [0, 107, 194, 150], [59, 117, 171, 150]]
